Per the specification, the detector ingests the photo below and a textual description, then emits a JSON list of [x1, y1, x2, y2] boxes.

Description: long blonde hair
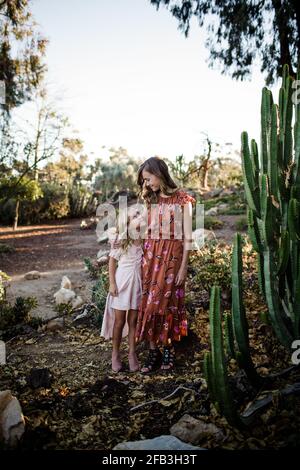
[[137, 156, 178, 206], [118, 210, 144, 251]]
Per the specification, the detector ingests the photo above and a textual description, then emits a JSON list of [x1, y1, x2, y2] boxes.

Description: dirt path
[[0, 219, 103, 319]]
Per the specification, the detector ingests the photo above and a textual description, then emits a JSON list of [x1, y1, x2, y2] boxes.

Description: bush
[[0, 271, 10, 302], [91, 267, 109, 327], [0, 296, 38, 340], [235, 216, 248, 231], [189, 240, 232, 293], [0, 244, 15, 254], [204, 216, 224, 230]]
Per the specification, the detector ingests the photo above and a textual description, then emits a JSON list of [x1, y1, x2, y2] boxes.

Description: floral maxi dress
[[135, 190, 195, 346]]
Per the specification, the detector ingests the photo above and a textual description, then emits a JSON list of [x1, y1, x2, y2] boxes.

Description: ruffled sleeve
[[176, 190, 196, 206], [109, 247, 123, 261]]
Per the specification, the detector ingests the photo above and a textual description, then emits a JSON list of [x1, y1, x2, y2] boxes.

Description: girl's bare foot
[[112, 352, 122, 372], [128, 352, 140, 372]]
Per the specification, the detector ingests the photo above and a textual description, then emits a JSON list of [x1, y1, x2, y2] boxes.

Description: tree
[[19, 87, 69, 181], [0, 175, 42, 229], [0, 0, 48, 114], [42, 137, 88, 185], [93, 147, 141, 198], [149, 0, 300, 84]]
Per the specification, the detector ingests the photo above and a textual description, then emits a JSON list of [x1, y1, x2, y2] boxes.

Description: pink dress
[[101, 243, 143, 340]]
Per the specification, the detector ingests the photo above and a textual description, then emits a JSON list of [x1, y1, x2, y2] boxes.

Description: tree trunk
[[201, 164, 209, 189], [13, 199, 20, 230]]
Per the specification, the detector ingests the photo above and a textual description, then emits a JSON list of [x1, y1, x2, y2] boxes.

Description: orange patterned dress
[[135, 189, 195, 346]]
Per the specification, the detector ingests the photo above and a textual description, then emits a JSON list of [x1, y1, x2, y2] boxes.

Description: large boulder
[[0, 390, 25, 447], [53, 287, 76, 305]]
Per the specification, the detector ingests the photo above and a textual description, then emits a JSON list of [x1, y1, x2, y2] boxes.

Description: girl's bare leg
[[112, 309, 126, 372], [127, 309, 139, 371]]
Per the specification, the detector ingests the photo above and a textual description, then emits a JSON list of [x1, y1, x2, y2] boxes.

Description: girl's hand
[[109, 283, 118, 296], [175, 266, 187, 286]]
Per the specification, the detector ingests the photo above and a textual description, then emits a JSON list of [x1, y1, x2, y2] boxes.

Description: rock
[[203, 229, 216, 242], [72, 296, 84, 309], [170, 414, 225, 445], [97, 234, 108, 243], [24, 270, 41, 280], [97, 249, 110, 260], [26, 368, 53, 389], [46, 318, 64, 332], [193, 229, 216, 249], [73, 309, 90, 322], [0, 391, 25, 446], [209, 188, 224, 198], [0, 391, 12, 414], [61, 276, 72, 289], [0, 341, 6, 365], [205, 207, 218, 216], [113, 435, 206, 450], [54, 287, 76, 305], [97, 255, 109, 266], [217, 203, 229, 211]]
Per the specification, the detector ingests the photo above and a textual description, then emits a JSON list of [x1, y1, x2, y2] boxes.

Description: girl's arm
[[175, 201, 193, 286], [108, 256, 118, 296]]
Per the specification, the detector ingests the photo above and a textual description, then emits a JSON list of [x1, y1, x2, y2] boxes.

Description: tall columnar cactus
[[204, 286, 243, 428], [241, 64, 300, 348], [231, 233, 263, 387]]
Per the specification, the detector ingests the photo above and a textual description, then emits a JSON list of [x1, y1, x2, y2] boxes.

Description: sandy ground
[[0, 219, 104, 320]]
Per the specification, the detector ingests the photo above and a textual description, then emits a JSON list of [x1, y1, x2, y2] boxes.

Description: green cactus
[[231, 233, 263, 386], [240, 64, 300, 348], [207, 286, 243, 427]]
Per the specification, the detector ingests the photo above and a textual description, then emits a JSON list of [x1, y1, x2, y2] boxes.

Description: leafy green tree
[[93, 147, 141, 198], [0, 175, 42, 229], [149, 0, 300, 84], [0, 0, 48, 114]]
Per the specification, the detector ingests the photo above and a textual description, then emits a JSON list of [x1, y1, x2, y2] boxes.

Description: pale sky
[[17, 0, 279, 162]]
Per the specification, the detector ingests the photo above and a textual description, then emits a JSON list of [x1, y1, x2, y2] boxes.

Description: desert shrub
[[0, 271, 10, 302], [0, 244, 15, 254], [204, 216, 224, 230], [189, 240, 232, 293], [91, 267, 109, 327], [235, 216, 248, 231], [0, 296, 38, 340]]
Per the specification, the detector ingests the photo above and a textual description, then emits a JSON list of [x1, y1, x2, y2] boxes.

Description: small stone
[[61, 276, 72, 289], [46, 318, 64, 332], [170, 414, 225, 445], [206, 207, 218, 216], [24, 271, 41, 280]]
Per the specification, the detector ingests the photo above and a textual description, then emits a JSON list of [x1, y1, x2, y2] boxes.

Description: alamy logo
[[0, 80, 5, 105], [291, 339, 300, 365], [95, 196, 205, 251]]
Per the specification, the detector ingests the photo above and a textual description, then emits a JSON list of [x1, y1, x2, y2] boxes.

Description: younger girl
[[101, 208, 144, 373]]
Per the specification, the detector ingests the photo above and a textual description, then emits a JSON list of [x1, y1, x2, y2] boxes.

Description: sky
[[17, 0, 279, 162]]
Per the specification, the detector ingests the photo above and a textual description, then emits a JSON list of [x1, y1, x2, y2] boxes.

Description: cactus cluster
[[204, 63, 300, 426], [242, 64, 300, 348], [204, 235, 262, 428]]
